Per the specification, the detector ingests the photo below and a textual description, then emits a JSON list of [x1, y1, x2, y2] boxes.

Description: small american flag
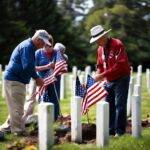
[[37, 51, 68, 97], [53, 51, 68, 76], [75, 76, 86, 98], [82, 75, 108, 115]]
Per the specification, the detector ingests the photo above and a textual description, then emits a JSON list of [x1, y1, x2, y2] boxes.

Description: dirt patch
[[54, 118, 150, 144], [6, 116, 150, 149], [82, 123, 96, 140], [126, 118, 150, 134]]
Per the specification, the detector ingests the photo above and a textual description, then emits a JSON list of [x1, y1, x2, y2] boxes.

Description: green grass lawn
[[0, 72, 150, 150]]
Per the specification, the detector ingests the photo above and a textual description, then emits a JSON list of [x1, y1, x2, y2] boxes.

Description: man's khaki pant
[[23, 79, 37, 121], [4, 80, 26, 133]]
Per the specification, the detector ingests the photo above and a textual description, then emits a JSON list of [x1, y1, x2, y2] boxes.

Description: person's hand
[[35, 78, 44, 86], [50, 62, 55, 69], [93, 74, 104, 82], [96, 69, 100, 74], [46, 62, 55, 69]]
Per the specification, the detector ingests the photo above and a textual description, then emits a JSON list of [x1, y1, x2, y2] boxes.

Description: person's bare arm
[[35, 62, 55, 71]]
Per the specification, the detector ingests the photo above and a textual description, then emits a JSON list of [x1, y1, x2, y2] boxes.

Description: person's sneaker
[[114, 133, 122, 137], [109, 130, 115, 136], [0, 126, 11, 133]]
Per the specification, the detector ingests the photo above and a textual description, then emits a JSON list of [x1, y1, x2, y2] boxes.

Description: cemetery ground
[[0, 73, 150, 150]]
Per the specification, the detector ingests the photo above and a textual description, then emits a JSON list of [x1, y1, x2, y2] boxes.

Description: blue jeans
[[105, 75, 130, 135], [39, 76, 61, 121]]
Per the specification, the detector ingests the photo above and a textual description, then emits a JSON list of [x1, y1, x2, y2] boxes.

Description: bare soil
[[6, 115, 150, 149]]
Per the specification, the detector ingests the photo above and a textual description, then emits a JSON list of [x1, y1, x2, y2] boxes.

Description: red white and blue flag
[[37, 51, 68, 97], [75, 76, 86, 98], [75, 75, 108, 115], [53, 51, 68, 76]]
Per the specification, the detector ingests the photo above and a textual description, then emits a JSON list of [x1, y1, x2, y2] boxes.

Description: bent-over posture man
[[0, 30, 52, 135]]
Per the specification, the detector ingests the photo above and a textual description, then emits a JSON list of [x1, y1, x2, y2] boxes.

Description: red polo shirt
[[97, 38, 130, 81]]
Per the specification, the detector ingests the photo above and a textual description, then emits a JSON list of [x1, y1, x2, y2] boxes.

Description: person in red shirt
[[90, 25, 130, 137]]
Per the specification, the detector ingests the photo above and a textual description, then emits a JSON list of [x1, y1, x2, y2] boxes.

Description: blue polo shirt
[[35, 49, 57, 78], [4, 38, 39, 84]]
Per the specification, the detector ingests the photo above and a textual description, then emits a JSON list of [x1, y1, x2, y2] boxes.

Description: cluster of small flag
[[75, 75, 108, 115], [31, 51, 68, 99]]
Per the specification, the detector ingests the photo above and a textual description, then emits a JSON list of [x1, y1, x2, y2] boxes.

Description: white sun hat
[[90, 25, 111, 43]]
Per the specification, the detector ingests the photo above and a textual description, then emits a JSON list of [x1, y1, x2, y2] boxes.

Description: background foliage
[[0, 0, 149, 71]]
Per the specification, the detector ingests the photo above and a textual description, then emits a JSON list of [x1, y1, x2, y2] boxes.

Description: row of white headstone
[[55, 65, 150, 102], [0, 65, 93, 103], [38, 96, 109, 150], [0, 64, 149, 149], [38, 65, 146, 150]]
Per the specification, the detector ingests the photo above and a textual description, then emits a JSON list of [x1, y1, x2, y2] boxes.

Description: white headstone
[[72, 66, 77, 77], [66, 74, 72, 96], [79, 74, 85, 85], [134, 82, 141, 97], [96, 101, 109, 147], [38, 103, 54, 150], [127, 77, 134, 117], [85, 66, 91, 75], [71, 96, 82, 143], [77, 70, 81, 76], [81, 71, 85, 76], [137, 65, 142, 75], [60, 74, 65, 100], [136, 73, 142, 87], [132, 84, 141, 138], [71, 77, 76, 98], [85, 66, 91, 83]]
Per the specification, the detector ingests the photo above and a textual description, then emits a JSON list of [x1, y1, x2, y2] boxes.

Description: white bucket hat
[[34, 30, 52, 46], [90, 25, 111, 43]]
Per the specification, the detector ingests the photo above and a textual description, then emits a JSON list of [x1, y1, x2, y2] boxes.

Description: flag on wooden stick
[[82, 75, 108, 115]]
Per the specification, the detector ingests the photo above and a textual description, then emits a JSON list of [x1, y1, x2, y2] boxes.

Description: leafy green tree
[[92, 0, 115, 8], [0, 0, 29, 65], [84, 0, 150, 69], [0, 0, 89, 70], [57, 0, 88, 20]]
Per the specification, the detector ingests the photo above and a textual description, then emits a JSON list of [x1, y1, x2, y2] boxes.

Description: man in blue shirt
[[1, 30, 52, 135]]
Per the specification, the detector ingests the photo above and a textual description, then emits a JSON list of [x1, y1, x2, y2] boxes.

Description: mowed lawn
[[0, 72, 150, 150]]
